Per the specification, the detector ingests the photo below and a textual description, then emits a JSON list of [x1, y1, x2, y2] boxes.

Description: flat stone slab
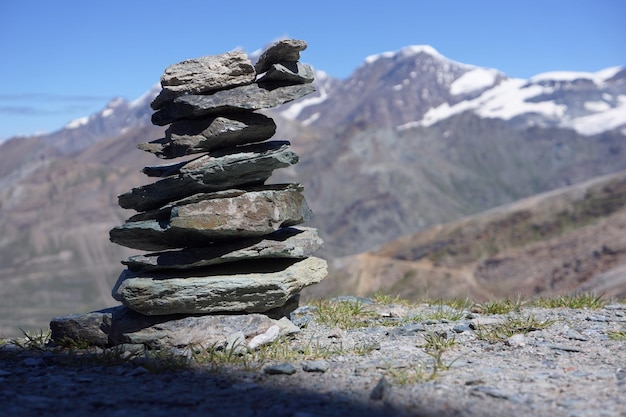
[[257, 62, 314, 86], [122, 227, 323, 272], [49, 305, 300, 349], [112, 257, 328, 315], [151, 83, 315, 126], [110, 184, 313, 251], [138, 113, 277, 159], [255, 39, 307, 73], [151, 51, 256, 110], [118, 141, 297, 212]]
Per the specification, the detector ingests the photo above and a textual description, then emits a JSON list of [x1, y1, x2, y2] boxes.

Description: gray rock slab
[[257, 62, 314, 86], [118, 141, 297, 212], [110, 184, 313, 251], [138, 113, 277, 159], [255, 39, 307, 73], [122, 227, 323, 272], [151, 51, 256, 110], [151, 83, 315, 126], [50, 306, 300, 349], [112, 257, 328, 315]]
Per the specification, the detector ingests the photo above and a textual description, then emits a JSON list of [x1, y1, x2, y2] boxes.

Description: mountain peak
[[364, 44, 447, 65]]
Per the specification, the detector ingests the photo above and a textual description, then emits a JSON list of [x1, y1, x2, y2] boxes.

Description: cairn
[[50, 40, 327, 349]]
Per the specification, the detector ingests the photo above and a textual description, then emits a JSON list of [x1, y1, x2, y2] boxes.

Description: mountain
[[1, 45, 625, 336], [311, 169, 626, 301]]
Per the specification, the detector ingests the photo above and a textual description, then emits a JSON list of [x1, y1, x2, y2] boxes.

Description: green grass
[[531, 292, 607, 309], [473, 314, 554, 343], [608, 327, 626, 341], [473, 296, 525, 315], [312, 298, 375, 329]]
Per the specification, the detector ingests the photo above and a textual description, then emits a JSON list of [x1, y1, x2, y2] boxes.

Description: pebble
[[263, 363, 297, 375], [302, 360, 330, 373]]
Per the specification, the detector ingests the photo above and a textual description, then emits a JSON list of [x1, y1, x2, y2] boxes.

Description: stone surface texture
[[254, 39, 307, 73], [112, 257, 328, 315], [151, 51, 255, 110]]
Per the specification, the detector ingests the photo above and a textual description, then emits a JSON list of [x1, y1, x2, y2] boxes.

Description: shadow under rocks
[[0, 346, 441, 417]]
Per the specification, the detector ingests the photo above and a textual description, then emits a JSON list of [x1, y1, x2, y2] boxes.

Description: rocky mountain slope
[[0, 45, 625, 336], [312, 170, 626, 301]]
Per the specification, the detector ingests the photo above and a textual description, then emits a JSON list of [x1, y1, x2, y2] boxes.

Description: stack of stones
[[50, 39, 327, 349]]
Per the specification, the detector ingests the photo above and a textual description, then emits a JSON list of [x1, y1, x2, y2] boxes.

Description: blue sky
[[0, 0, 624, 141]]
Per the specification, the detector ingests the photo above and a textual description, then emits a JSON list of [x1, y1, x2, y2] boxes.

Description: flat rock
[[112, 257, 328, 315], [122, 227, 323, 271], [118, 141, 298, 212], [257, 62, 314, 86], [110, 184, 313, 251], [255, 39, 307, 73], [151, 51, 255, 110], [138, 113, 277, 159], [50, 305, 300, 349], [152, 83, 315, 126]]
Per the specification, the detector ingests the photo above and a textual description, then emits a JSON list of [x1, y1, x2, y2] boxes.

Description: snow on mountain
[[401, 65, 626, 136], [276, 70, 332, 124], [449, 68, 502, 96]]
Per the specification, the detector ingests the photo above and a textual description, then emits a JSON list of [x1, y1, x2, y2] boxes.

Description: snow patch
[[450, 68, 500, 96], [584, 101, 611, 112], [572, 95, 626, 136], [279, 87, 328, 120], [131, 83, 160, 108], [530, 66, 624, 85], [302, 112, 320, 126], [102, 108, 114, 118], [65, 116, 89, 129]]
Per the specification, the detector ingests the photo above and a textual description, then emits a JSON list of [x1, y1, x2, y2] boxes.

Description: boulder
[[151, 51, 256, 110], [255, 39, 307, 73], [112, 257, 328, 315], [118, 141, 298, 211], [122, 227, 323, 272], [138, 113, 277, 159], [151, 83, 316, 126], [110, 185, 313, 250]]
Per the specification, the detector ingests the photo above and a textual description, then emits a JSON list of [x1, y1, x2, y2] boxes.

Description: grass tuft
[[531, 292, 606, 309], [473, 314, 554, 343]]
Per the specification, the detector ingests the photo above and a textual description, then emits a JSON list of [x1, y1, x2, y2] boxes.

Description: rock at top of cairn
[[254, 39, 308, 73], [151, 50, 256, 110]]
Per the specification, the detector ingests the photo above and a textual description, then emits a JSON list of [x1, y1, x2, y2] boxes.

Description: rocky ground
[[1, 296, 625, 417]]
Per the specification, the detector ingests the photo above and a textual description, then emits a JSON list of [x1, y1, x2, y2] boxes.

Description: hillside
[[310, 170, 626, 301]]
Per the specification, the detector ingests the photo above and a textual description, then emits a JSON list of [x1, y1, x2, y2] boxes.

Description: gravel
[[1, 301, 625, 417]]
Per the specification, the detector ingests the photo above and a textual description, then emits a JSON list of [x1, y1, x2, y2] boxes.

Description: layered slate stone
[[255, 39, 307, 73], [110, 184, 313, 251], [50, 306, 299, 348], [118, 141, 297, 211], [122, 227, 323, 272], [257, 62, 315, 86], [137, 113, 277, 159], [151, 51, 256, 110], [112, 257, 328, 315], [152, 83, 316, 126]]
